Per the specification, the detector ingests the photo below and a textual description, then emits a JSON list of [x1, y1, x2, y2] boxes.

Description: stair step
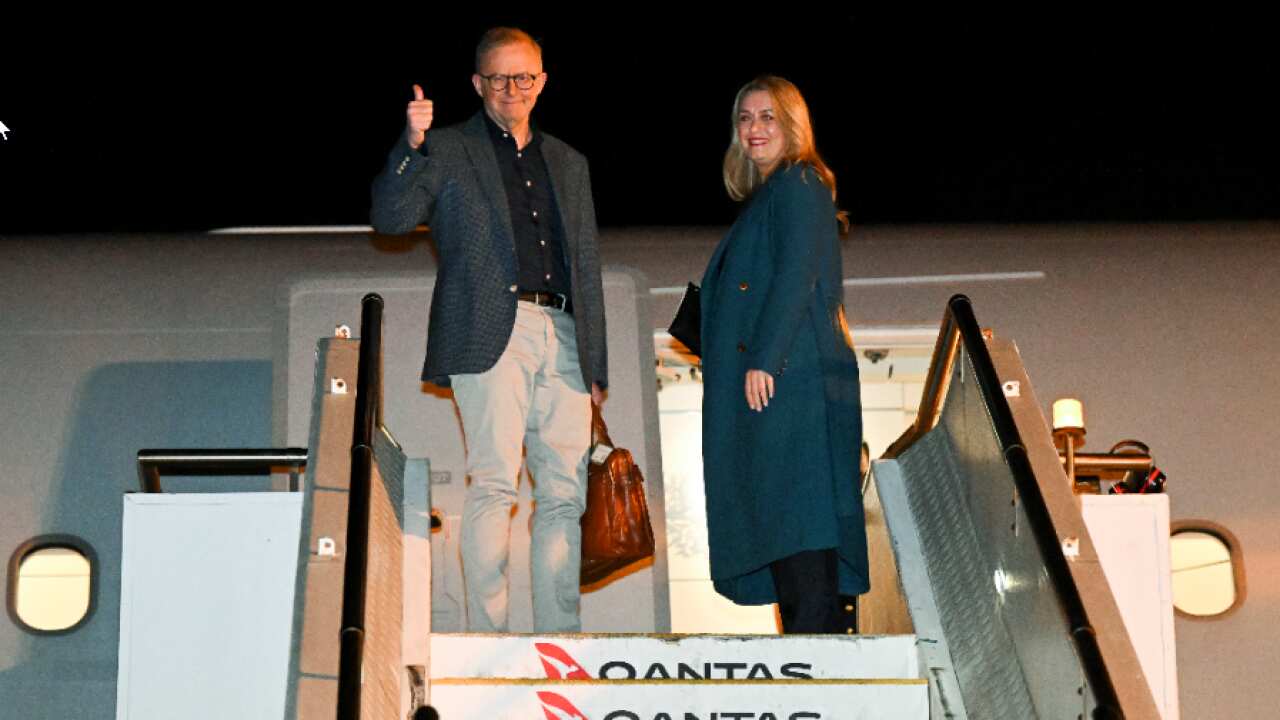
[[430, 678, 929, 719], [430, 633, 920, 681]]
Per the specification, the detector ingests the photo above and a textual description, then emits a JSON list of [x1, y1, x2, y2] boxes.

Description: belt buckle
[[521, 291, 565, 311]]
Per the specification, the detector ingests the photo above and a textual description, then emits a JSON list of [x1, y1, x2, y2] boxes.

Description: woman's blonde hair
[[722, 75, 849, 230]]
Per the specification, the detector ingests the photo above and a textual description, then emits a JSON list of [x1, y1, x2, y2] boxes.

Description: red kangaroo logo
[[534, 642, 592, 679], [537, 690, 589, 720]]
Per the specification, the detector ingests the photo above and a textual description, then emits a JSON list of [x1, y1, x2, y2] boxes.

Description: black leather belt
[[518, 291, 572, 314]]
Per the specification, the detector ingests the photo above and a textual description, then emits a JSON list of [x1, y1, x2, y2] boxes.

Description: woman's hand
[[744, 369, 775, 412]]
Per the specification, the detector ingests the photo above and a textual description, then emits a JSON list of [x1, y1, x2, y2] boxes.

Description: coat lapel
[[541, 137, 579, 260], [460, 113, 515, 246], [702, 229, 733, 290], [702, 187, 770, 317], [702, 199, 754, 290]]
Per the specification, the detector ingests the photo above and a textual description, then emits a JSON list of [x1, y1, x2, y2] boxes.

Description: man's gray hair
[[475, 27, 542, 72]]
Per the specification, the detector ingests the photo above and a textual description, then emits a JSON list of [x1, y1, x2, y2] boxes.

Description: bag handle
[[591, 403, 614, 449]]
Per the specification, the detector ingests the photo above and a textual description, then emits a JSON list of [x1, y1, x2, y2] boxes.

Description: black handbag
[[667, 282, 701, 357]]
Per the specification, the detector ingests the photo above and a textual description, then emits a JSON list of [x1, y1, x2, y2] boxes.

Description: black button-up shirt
[[483, 114, 571, 297]]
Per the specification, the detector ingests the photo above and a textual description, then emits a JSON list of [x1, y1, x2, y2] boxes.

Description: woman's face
[[737, 90, 785, 176]]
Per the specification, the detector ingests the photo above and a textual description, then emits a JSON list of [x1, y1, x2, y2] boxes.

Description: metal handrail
[[336, 293, 384, 720], [135, 448, 308, 493], [1063, 452, 1154, 480], [879, 294, 1124, 719], [881, 303, 961, 460]]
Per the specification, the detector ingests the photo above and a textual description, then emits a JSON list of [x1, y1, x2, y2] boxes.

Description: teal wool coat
[[700, 163, 868, 605]]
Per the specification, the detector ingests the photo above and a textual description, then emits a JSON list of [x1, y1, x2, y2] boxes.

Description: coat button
[[739, 281, 749, 291], [509, 285, 518, 292], [737, 343, 746, 353]]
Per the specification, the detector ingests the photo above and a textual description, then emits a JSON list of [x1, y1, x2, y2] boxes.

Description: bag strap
[[591, 403, 614, 449]]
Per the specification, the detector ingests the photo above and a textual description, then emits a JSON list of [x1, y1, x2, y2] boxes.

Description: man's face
[[472, 41, 546, 131]]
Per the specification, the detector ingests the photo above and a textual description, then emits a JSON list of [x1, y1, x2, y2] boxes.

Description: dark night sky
[[2, 12, 1277, 234]]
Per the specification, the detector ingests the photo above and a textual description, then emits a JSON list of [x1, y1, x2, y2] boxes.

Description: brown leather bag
[[580, 406, 656, 585]]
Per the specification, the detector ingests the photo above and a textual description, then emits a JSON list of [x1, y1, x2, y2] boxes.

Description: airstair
[[117, 292, 1170, 719]]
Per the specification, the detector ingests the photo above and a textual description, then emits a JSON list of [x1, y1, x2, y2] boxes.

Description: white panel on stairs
[[430, 679, 929, 719], [430, 633, 920, 682]]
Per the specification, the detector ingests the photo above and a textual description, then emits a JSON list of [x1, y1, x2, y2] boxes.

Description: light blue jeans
[[451, 302, 592, 632]]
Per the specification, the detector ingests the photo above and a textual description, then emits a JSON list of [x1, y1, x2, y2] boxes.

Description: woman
[[700, 76, 867, 634]]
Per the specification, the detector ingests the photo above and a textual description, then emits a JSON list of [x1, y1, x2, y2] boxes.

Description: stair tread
[[430, 680, 929, 719], [428, 633, 923, 682]]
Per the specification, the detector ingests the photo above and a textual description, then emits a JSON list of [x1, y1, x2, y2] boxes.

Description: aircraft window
[[1170, 525, 1243, 618], [8, 540, 95, 633]]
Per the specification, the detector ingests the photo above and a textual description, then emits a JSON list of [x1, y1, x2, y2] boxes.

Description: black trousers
[[769, 548, 844, 634]]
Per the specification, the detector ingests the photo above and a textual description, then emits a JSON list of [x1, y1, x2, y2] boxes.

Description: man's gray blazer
[[371, 112, 608, 390]]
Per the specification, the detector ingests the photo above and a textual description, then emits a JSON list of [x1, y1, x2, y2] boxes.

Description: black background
[[2, 12, 1276, 233]]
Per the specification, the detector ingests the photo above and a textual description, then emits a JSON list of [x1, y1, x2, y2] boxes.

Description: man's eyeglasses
[[479, 72, 542, 91]]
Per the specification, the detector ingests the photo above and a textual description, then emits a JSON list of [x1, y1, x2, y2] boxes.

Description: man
[[371, 27, 607, 632]]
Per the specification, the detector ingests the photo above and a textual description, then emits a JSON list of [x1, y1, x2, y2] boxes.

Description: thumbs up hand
[[406, 84, 433, 150]]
